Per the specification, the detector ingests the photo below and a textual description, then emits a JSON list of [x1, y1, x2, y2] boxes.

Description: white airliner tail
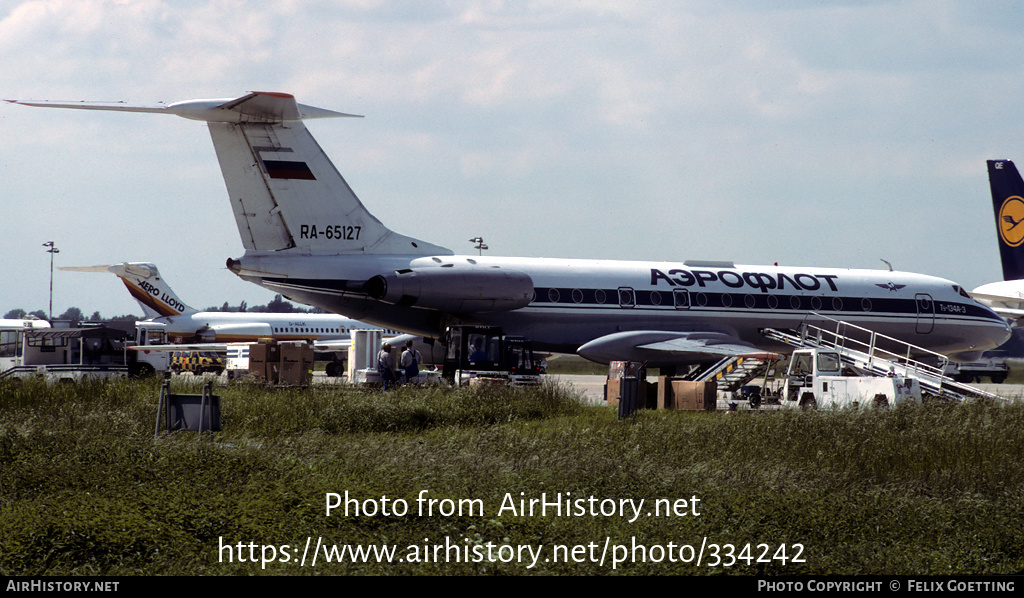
[[61, 262, 196, 318], [12, 92, 452, 257]]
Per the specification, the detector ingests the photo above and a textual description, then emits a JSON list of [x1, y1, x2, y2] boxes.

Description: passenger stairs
[[683, 353, 782, 408], [760, 315, 1005, 403]]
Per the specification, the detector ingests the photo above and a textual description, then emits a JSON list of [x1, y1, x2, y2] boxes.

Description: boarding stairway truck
[[760, 315, 1005, 406], [441, 325, 542, 387]]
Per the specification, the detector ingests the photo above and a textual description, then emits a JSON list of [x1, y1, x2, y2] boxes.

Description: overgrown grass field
[[1, 377, 1023, 575]]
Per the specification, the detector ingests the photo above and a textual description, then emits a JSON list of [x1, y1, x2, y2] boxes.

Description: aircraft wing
[[577, 331, 781, 367], [129, 343, 228, 353]]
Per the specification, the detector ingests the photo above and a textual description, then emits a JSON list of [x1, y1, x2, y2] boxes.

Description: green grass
[[2, 377, 1024, 575]]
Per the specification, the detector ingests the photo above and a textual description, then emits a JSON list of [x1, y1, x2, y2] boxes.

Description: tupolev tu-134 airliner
[[9, 92, 1010, 366]]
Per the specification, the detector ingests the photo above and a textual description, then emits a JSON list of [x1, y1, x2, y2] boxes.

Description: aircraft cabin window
[[572, 289, 584, 303], [650, 291, 662, 306], [790, 296, 801, 310], [744, 294, 755, 309], [832, 298, 844, 311], [618, 288, 635, 307], [548, 288, 560, 303], [721, 294, 733, 308], [811, 297, 822, 311], [861, 298, 873, 312], [695, 293, 708, 307], [595, 289, 606, 304], [766, 295, 779, 309]]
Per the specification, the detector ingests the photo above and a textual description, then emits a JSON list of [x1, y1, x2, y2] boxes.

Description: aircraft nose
[[981, 309, 1012, 351]]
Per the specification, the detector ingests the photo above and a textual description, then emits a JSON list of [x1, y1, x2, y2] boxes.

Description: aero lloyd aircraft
[[10, 93, 1011, 366], [60, 262, 396, 343], [971, 160, 1024, 319]]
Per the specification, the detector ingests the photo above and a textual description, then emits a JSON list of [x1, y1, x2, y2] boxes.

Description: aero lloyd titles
[[134, 277, 187, 314], [649, 267, 840, 293]]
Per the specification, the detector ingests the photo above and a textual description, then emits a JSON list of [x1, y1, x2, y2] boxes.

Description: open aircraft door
[[915, 293, 935, 334], [618, 287, 636, 308]]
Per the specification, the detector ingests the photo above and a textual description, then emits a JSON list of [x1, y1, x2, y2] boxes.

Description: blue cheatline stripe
[[258, 278, 1002, 324]]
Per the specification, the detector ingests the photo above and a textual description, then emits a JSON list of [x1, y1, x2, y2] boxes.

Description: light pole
[[43, 241, 59, 320], [469, 237, 488, 256]]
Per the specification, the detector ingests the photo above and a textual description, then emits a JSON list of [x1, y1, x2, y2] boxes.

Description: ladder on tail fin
[[760, 314, 1006, 403]]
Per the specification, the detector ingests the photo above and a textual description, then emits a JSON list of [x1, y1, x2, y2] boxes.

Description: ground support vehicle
[[781, 348, 920, 409], [170, 350, 225, 375], [0, 324, 131, 382], [761, 315, 1004, 406], [943, 358, 1009, 384], [441, 326, 542, 387], [128, 320, 171, 377]]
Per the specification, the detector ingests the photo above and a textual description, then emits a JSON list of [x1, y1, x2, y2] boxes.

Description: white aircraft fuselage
[[228, 251, 1007, 364]]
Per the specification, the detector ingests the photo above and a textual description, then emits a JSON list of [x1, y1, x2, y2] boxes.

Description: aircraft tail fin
[[988, 160, 1024, 280], [14, 92, 452, 257], [61, 262, 196, 318]]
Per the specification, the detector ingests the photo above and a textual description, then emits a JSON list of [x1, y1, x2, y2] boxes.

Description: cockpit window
[[816, 352, 841, 373], [953, 285, 972, 299]]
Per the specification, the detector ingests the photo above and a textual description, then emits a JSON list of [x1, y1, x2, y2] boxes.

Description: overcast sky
[[3, 0, 1024, 319]]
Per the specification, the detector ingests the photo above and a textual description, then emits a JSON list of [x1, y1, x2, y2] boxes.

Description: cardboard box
[[280, 359, 312, 386], [605, 378, 656, 409], [657, 379, 717, 411]]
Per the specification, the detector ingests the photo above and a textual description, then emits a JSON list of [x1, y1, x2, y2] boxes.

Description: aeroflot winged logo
[[875, 282, 906, 292], [998, 196, 1024, 248]]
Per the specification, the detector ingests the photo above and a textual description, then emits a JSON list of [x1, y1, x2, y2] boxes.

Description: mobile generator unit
[[441, 325, 542, 387]]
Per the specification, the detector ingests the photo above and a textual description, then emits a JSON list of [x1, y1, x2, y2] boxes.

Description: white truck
[[781, 348, 921, 409], [128, 320, 172, 377]]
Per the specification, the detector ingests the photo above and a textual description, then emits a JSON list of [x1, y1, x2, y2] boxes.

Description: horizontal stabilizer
[[60, 263, 154, 278], [7, 92, 361, 123]]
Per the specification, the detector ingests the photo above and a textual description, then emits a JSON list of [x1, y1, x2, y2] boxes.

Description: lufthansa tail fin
[[11, 92, 452, 257], [988, 160, 1024, 280], [61, 262, 196, 318]]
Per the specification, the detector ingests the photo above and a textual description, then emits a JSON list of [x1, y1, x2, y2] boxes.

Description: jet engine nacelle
[[196, 322, 274, 342], [365, 267, 534, 313]]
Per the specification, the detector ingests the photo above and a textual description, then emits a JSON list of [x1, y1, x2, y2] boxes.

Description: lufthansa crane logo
[[999, 196, 1024, 247]]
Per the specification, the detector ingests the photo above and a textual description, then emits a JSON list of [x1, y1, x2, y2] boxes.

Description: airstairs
[[760, 315, 1006, 403], [683, 353, 782, 408]]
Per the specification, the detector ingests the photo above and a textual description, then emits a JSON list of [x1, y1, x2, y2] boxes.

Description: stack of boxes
[[248, 341, 314, 385], [604, 361, 717, 411]]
